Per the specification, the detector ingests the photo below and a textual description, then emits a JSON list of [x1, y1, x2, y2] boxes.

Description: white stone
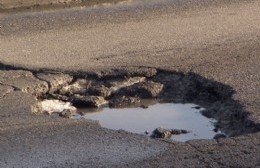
[[31, 99, 77, 115]]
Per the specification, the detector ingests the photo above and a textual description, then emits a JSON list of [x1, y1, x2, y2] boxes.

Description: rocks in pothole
[[140, 104, 148, 109], [114, 81, 164, 98], [87, 85, 111, 97], [213, 133, 227, 139], [59, 109, 74, 118], [0, 70, 49, 96], [109, 96, 140, 108], [49, 93, 71, 102], [31, 99, 77, 117], [108, 76, 146, 93], [59, 79, 92, 95], [59, 79, 111, 97], [71, 94, 107, 108], [36, 73, 73, 94], [59, 77, 147, 98], [151, 127, 172, 139], [151, 127, 189, 139]]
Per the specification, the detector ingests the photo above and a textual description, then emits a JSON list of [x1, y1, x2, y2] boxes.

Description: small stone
[[213, 134, 226, 139], [36, 73, 73, 93], [78, 111, 85, 116], [115, 81, 164, 98], [31, 99, 76, 115], [213, 128, 218, 132], [151, 127, 172, 139], [192, 106, 201, 109], [109, 96, 140, 108], [59, 79, 91, 95], [50, 94, 70, 102], [87, 85, 111, 97], [140, 105, 149, 109], [59, 109, 73, 118], [171, 129, 189, 135], [71, 95, 107, 107], [200, 109, 214, 118]]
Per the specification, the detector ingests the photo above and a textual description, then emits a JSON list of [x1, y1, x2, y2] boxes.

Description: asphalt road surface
[[0, 0, 259, 167]]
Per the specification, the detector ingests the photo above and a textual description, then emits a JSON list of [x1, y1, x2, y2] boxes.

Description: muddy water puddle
[[73, 102, 220, 141], [28, 69, 258, 141]]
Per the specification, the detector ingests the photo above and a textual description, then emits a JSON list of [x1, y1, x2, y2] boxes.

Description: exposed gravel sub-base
[[0, 0, 260, 167]]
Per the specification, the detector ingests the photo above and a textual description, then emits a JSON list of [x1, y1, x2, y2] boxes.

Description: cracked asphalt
[[0, 0, 260, 167]]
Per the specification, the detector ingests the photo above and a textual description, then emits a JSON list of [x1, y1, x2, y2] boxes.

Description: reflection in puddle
[[73, 103, 219, 142]]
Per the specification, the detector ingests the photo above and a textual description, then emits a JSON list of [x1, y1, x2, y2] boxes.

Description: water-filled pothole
[[73, 102, 221, 141], [29, 68, 259, 140]]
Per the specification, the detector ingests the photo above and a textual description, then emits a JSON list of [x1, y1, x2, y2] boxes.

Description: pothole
[[30, 68, 259, 141], [73, 101, 221, 142]]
